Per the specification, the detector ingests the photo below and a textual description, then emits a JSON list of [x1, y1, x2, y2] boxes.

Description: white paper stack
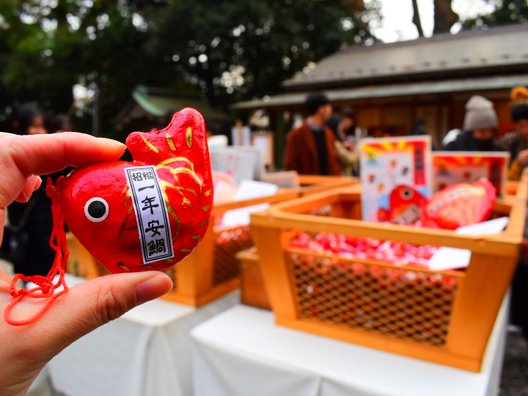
[[221, 180, 279, 227], [427, 217, 509, 271]]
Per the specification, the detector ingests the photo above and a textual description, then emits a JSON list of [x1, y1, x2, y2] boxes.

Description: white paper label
[[428, 217, 509, 271], [125, 166, 174, 264], [222, 180, 279, 227]]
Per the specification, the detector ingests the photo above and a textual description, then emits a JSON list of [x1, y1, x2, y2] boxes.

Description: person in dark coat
[[499, 98, 528, 340], [443, 95, 501, 152], [6, 104, 65, 276], [327, 108, 359, 176], [410, 118, 428, 136], [500, 103, 528, 180], [284, 92, 341, 175]]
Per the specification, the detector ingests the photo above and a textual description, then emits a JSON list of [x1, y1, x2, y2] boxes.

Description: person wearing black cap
[[501, 103, 528, 181], [284, 92, 341, 175], [499, 95, 528, 341]]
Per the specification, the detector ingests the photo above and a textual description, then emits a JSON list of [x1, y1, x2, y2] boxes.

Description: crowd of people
[[284, 89, 528, 182]]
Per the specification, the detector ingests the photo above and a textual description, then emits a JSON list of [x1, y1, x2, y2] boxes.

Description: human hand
[[0, 132, 173, 396], [518, 150, 528, 166]]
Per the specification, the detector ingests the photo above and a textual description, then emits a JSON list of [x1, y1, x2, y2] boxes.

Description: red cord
[[4, 179, 70, 326]]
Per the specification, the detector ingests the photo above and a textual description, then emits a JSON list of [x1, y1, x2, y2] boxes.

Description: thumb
[[40, 271, 173, 356]]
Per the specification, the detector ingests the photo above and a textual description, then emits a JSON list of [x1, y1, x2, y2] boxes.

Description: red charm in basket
[[377, 185, 427, 225], [421, 178, 496, 230], [290, 232, 437, 267], [56, 107, 213, 273]]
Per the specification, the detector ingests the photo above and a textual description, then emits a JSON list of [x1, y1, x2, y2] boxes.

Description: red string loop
[[3, 178, 70, 326]]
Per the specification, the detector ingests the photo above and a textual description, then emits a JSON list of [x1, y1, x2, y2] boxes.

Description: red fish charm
[[378, 185, 427, 225], [55, 108, 213, 273], [421, 178, 496, 229]]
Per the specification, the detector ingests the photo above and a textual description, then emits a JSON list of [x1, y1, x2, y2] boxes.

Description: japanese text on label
[[125, 166, 174, 264]]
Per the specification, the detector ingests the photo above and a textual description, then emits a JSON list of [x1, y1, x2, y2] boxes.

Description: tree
[[0, 0, 179, 133], [411, 0, 425, 37], [411, 0, 459, 37], [150, 0, 380, 107], [433, 0, 458, 34], [462, 0, 528, 29], [0, 0, 380, 135]]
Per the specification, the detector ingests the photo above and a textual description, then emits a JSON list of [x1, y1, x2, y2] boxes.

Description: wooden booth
[[233, 25, 528, 164]]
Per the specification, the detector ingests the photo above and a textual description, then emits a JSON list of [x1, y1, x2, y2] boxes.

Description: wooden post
[[445, 253, 517, 361], [251, 219, 298, 319], [174, 219, 216, 305]]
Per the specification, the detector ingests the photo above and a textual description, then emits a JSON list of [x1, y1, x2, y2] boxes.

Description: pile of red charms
[[216, 226, 251, 247], [289, 232, 438, 267], [287, 232, 458, 343]]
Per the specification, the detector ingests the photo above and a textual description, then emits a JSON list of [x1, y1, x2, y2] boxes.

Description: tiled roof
[[284, 24, 528, 89], [233, 74, 528, 110]]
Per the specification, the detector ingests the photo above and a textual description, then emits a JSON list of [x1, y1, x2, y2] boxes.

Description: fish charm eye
[[401, 189, 413, 199], [84, 197, 109, 222]]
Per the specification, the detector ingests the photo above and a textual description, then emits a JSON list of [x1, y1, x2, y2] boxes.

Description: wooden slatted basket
[[66, 233, 107, 279], [161, 175, 356, 307], [251, 181, 527, 372], [161, 191, 299, 306], [295, 175, 356, 196], [237, 247, 271, 310]]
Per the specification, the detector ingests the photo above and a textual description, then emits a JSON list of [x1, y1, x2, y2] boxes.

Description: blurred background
[[0, 0, 526, 141], [1, 3, 528, 395]]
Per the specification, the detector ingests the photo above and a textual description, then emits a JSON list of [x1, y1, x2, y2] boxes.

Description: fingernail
[[98, 137, 126, 149], [19, 177, 42, 201], [32, 176, 42, 191], [19, 190, 31, 202], [136, 273, 173, 305]]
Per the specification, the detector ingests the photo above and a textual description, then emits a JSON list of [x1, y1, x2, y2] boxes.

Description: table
[[28, 368, 54, 396], [48, 276, 239, 396], [191, 296, 509, 396]]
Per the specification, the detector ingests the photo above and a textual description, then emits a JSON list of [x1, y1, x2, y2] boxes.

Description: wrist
[[0, 356, 43, 396]]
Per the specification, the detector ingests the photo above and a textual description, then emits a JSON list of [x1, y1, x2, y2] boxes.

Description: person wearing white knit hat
[[443, 95, 500, 151], [463, 95, 498, 132]]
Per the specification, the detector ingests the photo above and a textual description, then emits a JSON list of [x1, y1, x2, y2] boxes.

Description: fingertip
[[97, 137, 126, 152], [14, 175, 42, 202], [33, 176, 42, 191], [135, 272, 173, 305]]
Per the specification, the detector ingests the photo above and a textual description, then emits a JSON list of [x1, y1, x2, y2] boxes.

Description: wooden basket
[[506, 180, 519, 196], [162, 175, 356, 307], [237, 247, 271, 310], [161, 191, 299, 306], [66, 233, 106, 279], [296, 175, 356, 196], [234, 176, 357, 310], [250, 182, 527, 372]]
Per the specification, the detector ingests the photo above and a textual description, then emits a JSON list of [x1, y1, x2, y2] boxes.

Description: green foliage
[[462, 0, 528, 29], [150, 0, 378, 107], [0, 0, 379, 134], [0, 0, 173, 132]]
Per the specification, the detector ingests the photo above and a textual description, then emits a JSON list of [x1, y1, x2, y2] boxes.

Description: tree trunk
[[412, 0, 425, 37], [341, 0, 365, 11], [433, 0, 459, 35]]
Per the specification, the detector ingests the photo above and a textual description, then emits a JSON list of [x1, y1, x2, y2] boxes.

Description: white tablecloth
[[191, 296, 509, 396], [48, 276, 239, 396]]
